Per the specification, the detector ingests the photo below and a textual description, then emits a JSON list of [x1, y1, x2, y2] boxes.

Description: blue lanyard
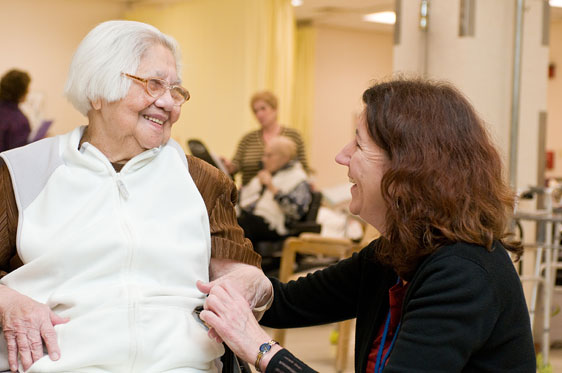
[[374, 280, 402, 373]]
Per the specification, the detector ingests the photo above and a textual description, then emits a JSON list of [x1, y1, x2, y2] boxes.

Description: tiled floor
[[550, 348, 562, 372]]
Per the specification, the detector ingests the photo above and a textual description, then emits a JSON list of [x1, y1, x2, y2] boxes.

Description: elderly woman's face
[[95, 44, 181, 159], [335, 114, 389, 234], [252, 100, 277, 128]]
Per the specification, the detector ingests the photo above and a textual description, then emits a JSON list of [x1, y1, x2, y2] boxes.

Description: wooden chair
[[273, 225, 379, 372]]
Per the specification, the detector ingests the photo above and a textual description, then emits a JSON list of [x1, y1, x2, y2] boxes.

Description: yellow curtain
[[291, 21, 316, 148], [124, 0, 296, 158], [243, 0, 295, 127]]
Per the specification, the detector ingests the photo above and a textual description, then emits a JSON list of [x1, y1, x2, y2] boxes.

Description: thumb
[[50, 311, 69, 326], [196, 280, 213, 295]]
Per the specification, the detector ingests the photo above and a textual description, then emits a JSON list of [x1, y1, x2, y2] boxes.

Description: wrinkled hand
[[0, 286, 68, 372], [196, 281, 272, 364], [208, 259, 273, 316]]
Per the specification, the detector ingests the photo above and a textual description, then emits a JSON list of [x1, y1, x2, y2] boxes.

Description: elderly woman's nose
[[335, 141, 353, 166], [154, 89, 175, 110]]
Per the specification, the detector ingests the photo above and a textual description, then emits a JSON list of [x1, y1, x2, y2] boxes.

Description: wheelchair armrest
[[287, 222, 322, 235]]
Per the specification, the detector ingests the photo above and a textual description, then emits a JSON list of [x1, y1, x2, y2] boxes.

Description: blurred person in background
[[221, 91, 309, 186], [0, 69, 31, 152], [237, 136, 311, 248]]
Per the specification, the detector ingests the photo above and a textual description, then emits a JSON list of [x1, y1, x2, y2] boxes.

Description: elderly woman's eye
[[147, 79, 165, 94]]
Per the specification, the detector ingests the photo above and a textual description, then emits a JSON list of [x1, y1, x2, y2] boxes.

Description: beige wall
[[311, 25, 393, 189], [547, 20, 562, 180], [0, 0, 127, 135]]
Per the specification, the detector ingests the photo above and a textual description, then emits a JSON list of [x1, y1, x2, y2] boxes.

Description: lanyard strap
[[374, 277, 402, 373], [373, 311, 401, 373], [374, 310, 391, 373]]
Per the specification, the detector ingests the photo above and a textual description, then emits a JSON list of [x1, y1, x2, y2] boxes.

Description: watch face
[[259, 343, 272, 353]]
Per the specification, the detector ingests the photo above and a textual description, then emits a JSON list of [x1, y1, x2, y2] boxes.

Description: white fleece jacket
[[0, 127, 223, 372]]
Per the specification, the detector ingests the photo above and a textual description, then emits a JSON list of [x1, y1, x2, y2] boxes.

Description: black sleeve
[[260, 246, 372, 328], [265, 349, 318, 373]]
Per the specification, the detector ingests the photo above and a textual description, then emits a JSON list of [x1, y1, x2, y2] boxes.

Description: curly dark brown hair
[[363, 78, 522, 280], [0, 69, 30, 103]]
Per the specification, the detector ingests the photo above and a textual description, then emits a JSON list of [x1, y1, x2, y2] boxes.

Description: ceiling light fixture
[[363, 11, 396, 25], [551, 0, 562, 7], [291, 0, 303, 7]]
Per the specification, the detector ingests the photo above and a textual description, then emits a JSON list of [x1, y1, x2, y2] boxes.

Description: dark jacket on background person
[[0, 101, 30, 152]]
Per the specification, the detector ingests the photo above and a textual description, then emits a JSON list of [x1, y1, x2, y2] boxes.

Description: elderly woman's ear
[[90, 98, 102, 111]]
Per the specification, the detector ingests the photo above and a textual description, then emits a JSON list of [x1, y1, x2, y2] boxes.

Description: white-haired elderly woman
[[0, 20, 271, 372]]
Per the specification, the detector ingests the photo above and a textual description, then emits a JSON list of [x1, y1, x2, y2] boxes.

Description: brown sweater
[[0, 155, 260, 276]]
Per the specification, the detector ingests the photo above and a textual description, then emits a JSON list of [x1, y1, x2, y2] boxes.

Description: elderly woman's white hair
[[64, 20, 182, 116]]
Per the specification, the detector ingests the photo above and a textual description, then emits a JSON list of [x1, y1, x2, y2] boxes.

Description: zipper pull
[[116, 179, 130, 200]]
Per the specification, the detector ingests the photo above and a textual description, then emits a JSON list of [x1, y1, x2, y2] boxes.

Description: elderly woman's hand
[[197, 281, 279, 368], [0, 285, 68, 372], [208, 259, 273, 318]]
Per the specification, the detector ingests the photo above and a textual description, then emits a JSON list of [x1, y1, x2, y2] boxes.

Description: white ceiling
[[106, 0, 562, 30], [292, 0, 395, 32], [293, 0, 562, 31]]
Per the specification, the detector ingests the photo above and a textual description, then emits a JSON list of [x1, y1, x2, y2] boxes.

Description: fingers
[[5, 332, 18, 372], [15, 329, 33, 371], [50, 311, 69, 326], [41, 320, 60, 361], [196, 280, 213, 295], [28, 327, 44, 364], [0, 294, 65, 371]]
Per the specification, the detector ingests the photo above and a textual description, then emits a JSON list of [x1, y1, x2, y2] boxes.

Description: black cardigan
[[261, 240, 535, 372]]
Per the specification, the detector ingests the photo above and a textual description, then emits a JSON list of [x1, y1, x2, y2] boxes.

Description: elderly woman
[[0, 21, 270, 372], [0, 70, 31, 152], [221, 91, 309, 186], [237, 136, 311, 247], [198, 79, 536, 372]]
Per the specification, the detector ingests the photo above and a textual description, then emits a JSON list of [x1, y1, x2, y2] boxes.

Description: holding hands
[[196, 280, 281, 371]]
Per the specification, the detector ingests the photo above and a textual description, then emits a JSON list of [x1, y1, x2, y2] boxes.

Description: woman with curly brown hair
[[198, 78, 536, 372]]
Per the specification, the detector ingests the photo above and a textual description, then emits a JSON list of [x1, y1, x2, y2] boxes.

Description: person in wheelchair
[[237, 136, 312, 248]]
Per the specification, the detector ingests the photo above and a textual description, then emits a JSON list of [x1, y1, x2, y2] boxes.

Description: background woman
[[199, 78, 535, 372], [0, 69, 31, 152], [222, 91, 309, 186], [0, 20, 270, 372]]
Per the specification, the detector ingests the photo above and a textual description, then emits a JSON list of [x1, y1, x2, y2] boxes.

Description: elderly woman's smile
[[85, 43, 181, 163]]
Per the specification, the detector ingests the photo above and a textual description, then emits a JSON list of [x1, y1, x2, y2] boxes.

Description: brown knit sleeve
[[0, 159, 19, 277], [187, 155, 261, 268]]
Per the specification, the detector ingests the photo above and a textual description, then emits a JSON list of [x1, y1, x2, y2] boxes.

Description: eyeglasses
[[122, 72, 190, 106]]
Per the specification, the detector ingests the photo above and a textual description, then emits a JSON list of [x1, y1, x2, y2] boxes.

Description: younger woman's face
[[335, 113, 389, 235]]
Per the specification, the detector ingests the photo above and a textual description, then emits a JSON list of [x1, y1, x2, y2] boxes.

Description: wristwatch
[[254, 340, 278, 372]]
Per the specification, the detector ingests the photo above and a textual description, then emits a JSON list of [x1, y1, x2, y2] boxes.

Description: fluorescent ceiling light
[[291, 0, 303, 6], [363, 11, 396, 25], [550, 0, 562, 8]]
